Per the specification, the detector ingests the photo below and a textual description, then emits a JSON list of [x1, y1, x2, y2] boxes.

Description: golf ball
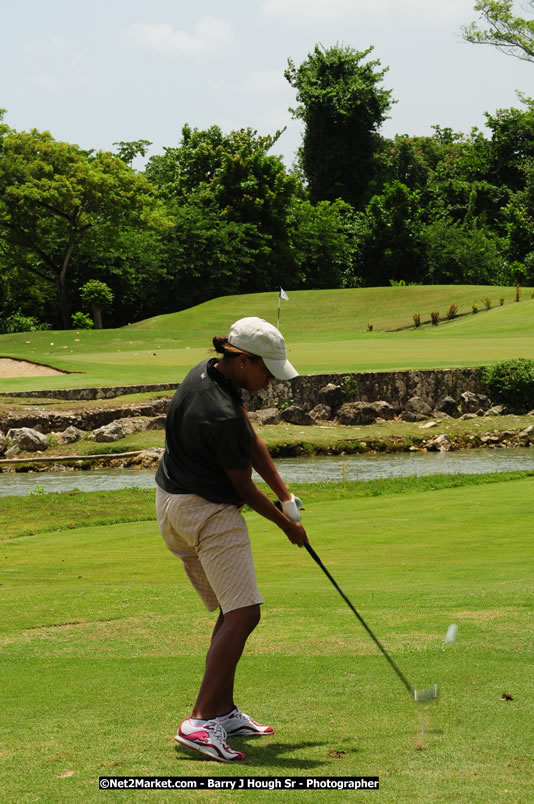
[[444, 624, 458, 644]]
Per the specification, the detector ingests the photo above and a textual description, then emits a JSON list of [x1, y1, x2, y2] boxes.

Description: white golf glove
[[280, 493, 303, 522]]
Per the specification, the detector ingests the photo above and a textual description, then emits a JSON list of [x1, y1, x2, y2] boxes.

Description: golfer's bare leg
[[192, 604, 261, 719]]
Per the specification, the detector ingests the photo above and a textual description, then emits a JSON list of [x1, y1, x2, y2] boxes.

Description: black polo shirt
[[155, 359, 252, 505]]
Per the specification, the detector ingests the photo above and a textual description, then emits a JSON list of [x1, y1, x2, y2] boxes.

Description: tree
[[285, 44, 395, 209], [288, 198, 361, 288], [422, 219, 505, 284], [0, 120, 166, 328], [113, 139, 152, 165], [146, 124, 301, 301], [484, 101, 534, 189], [357, 181, 426, 285], [462, 1, 534, 63], [80, 279, 113, 329]]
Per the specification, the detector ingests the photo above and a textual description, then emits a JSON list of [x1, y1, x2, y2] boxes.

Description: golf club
[[304, 541, 439, 703]]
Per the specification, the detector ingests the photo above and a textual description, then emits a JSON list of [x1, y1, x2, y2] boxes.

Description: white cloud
[[125, 17, 234, 60]]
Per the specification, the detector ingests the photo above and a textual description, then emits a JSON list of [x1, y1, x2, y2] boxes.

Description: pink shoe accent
[[180, 729, 210, 744]]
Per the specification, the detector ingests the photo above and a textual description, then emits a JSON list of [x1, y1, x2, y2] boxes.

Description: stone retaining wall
[[1, 368, 487, 409], [244, 367, 488, 412], [0, 383, 177, 401], [0, 399, 169, 435]]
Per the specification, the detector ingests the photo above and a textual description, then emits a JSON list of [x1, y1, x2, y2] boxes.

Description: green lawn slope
[[1, 286, 533, 392]]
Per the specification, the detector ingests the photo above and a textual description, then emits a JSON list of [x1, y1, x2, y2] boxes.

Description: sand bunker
[[0, 358, 67, 378]]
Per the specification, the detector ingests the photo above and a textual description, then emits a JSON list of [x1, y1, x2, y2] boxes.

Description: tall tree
[[146, 124, 300, 299], [0, 119, 166, 328], [285, 44, 395, 209], [462, 1, 534, 63], [288, 198, 361, 288], [357, 181, 425, 285]]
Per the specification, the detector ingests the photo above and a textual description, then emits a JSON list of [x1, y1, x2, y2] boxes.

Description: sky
[[1, 0, 531, 167]]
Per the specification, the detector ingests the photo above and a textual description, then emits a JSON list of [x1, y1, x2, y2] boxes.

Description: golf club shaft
[[304, 541, 414, 697]]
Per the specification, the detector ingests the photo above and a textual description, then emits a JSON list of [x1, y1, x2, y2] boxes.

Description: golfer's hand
[[282, 520, 308, 548], [281, 494, 303, 522]]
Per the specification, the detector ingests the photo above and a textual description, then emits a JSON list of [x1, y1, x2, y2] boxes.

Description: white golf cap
[[227, 316, 298, 380]]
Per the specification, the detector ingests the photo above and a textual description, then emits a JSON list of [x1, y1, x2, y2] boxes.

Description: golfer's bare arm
[[224, 467, 307, 547], [241, 407, 292, 502]]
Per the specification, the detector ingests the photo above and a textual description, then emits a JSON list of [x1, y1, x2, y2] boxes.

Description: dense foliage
[[485, 358, 534, 410], [1, 40, 533, 330]]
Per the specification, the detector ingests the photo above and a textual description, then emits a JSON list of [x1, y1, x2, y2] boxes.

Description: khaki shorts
[[156, 486, 264, 614]]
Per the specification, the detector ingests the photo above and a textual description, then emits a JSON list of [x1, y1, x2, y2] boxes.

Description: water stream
[[1, 447, 533, 497]]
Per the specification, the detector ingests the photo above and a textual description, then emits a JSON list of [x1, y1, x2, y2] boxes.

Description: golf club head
[[413, 684, 440, 703]]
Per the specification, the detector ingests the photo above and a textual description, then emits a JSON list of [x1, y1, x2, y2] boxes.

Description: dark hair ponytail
[[212, 336, 229, 354]]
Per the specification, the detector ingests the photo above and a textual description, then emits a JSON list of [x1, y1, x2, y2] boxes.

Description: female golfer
[[156, 317, 307, 763]]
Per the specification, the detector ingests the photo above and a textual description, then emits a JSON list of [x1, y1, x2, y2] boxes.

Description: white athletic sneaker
[[217, 706, 275, 737], [175, 718, 245, 763]]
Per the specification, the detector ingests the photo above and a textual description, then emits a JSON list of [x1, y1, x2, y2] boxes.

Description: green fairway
[[1, 286, 533, 392], [1, 475, 533, 802]]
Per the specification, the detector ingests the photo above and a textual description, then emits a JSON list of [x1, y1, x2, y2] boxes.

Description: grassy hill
[[0, 286, 533, 391]]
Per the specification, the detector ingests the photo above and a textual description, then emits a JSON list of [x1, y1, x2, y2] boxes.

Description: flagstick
[[277, 290, 281, 329]]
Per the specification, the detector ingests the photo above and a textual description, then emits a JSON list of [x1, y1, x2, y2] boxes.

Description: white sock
[[189, 718, 209, 726]]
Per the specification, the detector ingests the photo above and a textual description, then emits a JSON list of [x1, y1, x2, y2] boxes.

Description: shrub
[[471, 303, 478, 314], [482, 297, 492, 309], [499, 297, 505, 306], [71, 312, 94, 329], [413, 313, 421, 328], [430, 312, 439, 326], [447, 303, 458, 319], [340, 375, 359, 401], [0, 312, 51, 334], [485, 359, 534, 411]]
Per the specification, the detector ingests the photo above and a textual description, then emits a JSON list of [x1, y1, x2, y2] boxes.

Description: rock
[[91, 421, 125, 442], [6, 427, 48, 452], [0, 431, 6, 456], [405, 396, 433, 417], [118, 417, 152, 435], [480, 434, 501, 444], [399, 411, 427, 423], [146, 416, 167, 430], [281, 405, 315, 426], [460, 391, 492, 414], [336, 402, 377, 425], [370, 400, 396, 420], [435, 396, 460, 418], [248, 407, 282, 426], [309, 403, 332, 422], [419, 421, 439, 429], [485, 405, 506, 417], [519, 425, 534, 443], [317, 383, 345, 411], [460, 413, 479, 421], [426, 433, 452, 452], [127, 448, 164, 468], [55, 426, 85, 445]]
